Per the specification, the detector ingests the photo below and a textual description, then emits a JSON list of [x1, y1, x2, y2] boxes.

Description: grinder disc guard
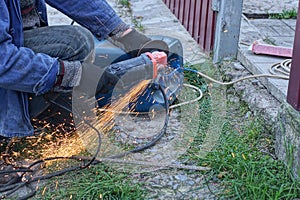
[[93, 35, 184, 112]]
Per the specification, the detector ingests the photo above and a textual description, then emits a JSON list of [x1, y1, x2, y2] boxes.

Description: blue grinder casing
[[93, 35, 184, 112]]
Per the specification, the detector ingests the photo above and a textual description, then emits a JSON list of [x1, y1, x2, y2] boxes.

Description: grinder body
[[94, 36, 184, 112]]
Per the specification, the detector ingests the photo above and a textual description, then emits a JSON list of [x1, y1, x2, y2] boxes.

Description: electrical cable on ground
[[0, 65, 290, 199], [96, 83, 203, 114], [184, 67, 289, 86], [269, 59, 291, 77]]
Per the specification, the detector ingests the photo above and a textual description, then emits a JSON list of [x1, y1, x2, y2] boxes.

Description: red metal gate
[[287, 0, 300, 111], [163, 0, 217, 53]]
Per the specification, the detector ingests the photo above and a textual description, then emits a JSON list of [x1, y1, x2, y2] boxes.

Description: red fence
[[163, 0, 217, 53], [287, 0, 300, 111]]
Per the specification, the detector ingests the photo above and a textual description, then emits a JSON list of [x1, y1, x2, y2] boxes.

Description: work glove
[[53, 60, 82, 93], [110, 28, 169, 57]]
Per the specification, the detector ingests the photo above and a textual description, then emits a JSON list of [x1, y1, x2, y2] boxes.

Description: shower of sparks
[[78, 79, 151, 154], [5, 79, 153, 166]]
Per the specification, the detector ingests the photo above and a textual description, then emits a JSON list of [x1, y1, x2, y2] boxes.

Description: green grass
[[200, 119, 300, 199], [117, 0, 130, 7], [182, 63, 300, 199], [35, 164, 145, 200], [132, 16, 145, 32], [180, 65, 212, 151], [270, 8, 297, 19], [186, 106, 300, 199]]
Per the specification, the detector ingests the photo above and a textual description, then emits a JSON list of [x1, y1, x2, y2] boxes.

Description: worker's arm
[[45, 0, 124, 40], [0, 1, 58, 95]]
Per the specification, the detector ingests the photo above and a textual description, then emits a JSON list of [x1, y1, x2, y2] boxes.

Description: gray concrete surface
[[243, 0, 298, 14]]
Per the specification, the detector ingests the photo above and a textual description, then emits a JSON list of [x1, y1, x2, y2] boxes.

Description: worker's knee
[[69, 26, 95, 62]]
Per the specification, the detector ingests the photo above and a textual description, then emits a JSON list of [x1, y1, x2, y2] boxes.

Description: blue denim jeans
[[24, 25, 94, 129]]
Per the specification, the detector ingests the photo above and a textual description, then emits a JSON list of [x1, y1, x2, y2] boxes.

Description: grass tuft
[[117, 0, 130, 7], [198, 119, 300, 199], [270, 8, 297, 19], [35, 164, 145, 199]]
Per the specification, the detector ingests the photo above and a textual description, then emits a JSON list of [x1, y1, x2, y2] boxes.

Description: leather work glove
[[109, 28, 169, 57]]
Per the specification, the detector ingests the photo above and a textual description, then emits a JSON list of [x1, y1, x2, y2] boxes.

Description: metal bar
[[183, 0, 191, 29], [163, 0, 217, 54], [178, 0, 185, 23], [208, 0, 217, 50], [213, 0, 243, 63], [164, 0, 169, 7], [203, 0, 215, 52], [188, 0, 196, 37], [199, 0, 208, 48], [252, 42, 293, 58], [170, 0, 175, 13], [193, 0, 203, 44], [174, 0, 180, 18], [287, 0, 300, 110]]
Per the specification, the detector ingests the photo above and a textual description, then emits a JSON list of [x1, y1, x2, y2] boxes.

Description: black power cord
[[0, 84, 170, 200]]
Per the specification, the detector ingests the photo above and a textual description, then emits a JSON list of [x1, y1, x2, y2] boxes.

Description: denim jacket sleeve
[[45, 0, 123, 40], [0, 1, 58, 95]]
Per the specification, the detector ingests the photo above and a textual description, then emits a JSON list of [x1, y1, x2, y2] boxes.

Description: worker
[[0, 0, 164, 140]]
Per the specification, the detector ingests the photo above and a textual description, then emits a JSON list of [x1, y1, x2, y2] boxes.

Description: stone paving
[[243, 0, 298, 14]]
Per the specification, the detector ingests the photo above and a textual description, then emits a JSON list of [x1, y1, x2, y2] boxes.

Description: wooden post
[[287, 0, 300, 111], [212, 0, 243, 63]]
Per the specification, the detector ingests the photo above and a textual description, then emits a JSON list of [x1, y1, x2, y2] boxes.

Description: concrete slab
[[269, 36, 295, 47], [240, 17, 264, 44], [281, 19, 297, 30], [243, 0, 298, 14], [238, 47, 289, 102], [250, 19, 295, 37]]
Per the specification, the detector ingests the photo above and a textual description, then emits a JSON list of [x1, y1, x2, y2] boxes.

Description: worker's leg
[[24, 25, 94, 62], [24, 25, 94, 130]]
